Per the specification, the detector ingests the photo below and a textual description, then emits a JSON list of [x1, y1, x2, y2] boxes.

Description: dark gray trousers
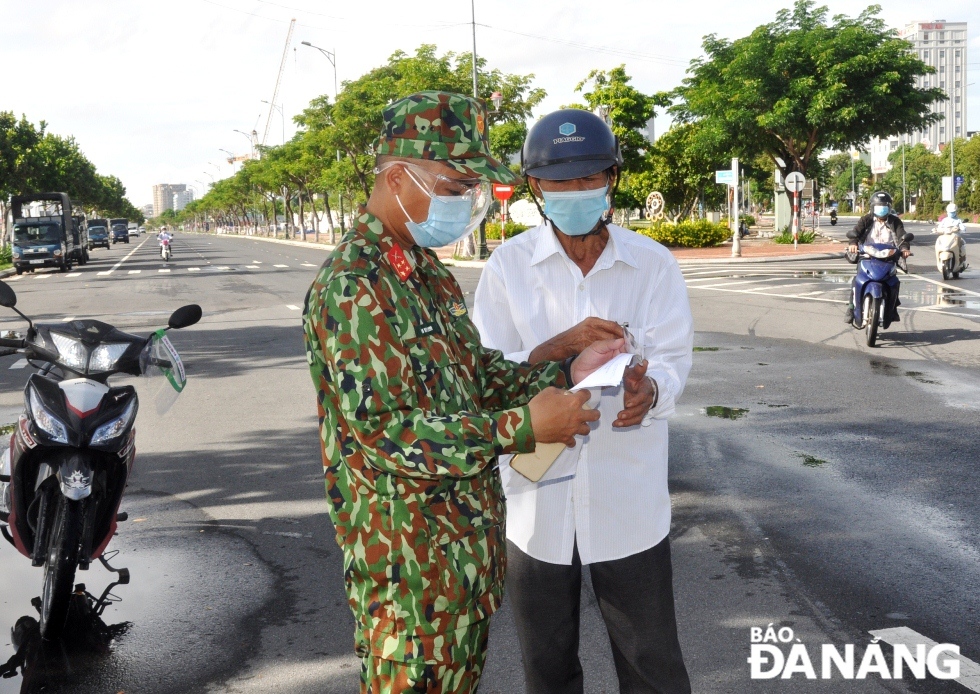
[[506, 537, 691, 694]]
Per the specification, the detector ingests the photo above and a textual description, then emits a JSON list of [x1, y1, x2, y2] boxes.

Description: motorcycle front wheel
[[864, 295, 881, 348], [39, 496, 82, 639], [942, 258, 953, 281]]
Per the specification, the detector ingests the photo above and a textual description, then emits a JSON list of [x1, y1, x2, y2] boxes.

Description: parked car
[[111, 223, 130, 244], [128, 225, 140, 237]]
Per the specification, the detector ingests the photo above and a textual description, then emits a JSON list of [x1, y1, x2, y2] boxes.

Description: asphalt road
[[0, 230, 977, 693]]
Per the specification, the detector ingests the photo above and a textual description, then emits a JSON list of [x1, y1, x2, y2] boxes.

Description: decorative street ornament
[[645, 191, 666, 221]]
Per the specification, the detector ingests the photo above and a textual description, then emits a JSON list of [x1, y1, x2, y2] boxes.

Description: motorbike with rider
[[157, 230, 173, 261], [933, 203, 969, 280], [843, 191, 912, 336]]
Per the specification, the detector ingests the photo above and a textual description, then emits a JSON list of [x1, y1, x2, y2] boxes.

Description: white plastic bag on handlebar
[[140, 330, 187, 415]]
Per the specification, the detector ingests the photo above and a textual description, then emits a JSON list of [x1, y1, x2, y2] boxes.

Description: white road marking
[[61, 316, 75, 322], [103, 237, 149, 276], [217, 266, 231, 270], [158, 269, 171, 273], [188, 267, 201, 272], [869, 626, 980, 691], [273, 264, 288, 268], [253, 260, 262, 264], [5, 276, 21, 282], [97, 271, 112, 276], [246, 265, 260, 269], [286, 304, 301, 311], [34, 274, 50, 280], [908, 273, 980, 298], [65, 272, 81, 277], [301, 262, 316, 267], [128, 270, 141, 274], [9, 359, 28, 370], [697, 277, 790, 289]]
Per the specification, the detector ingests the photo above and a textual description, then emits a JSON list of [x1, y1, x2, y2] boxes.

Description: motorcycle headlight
[[90, 343, 129, 372], [90, 399, 137, 446], [51, 333, 87, 371], [28, 387, 69, 444]]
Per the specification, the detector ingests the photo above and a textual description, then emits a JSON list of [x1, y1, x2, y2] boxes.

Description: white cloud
[[2, 0, 977, 208]]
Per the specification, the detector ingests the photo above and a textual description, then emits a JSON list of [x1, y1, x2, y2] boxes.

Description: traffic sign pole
[[731, 158, 740, 258]]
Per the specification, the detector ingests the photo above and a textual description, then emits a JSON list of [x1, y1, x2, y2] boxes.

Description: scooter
[[847, 238, 913, 348], [932, 223, 967, 280], [0, 279, 201, 639], [160, 237, 172, 262], [829, 209, 838, 226]]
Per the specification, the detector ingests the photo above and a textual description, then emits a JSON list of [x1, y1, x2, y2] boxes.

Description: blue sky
[[2, 0, 978, 208]]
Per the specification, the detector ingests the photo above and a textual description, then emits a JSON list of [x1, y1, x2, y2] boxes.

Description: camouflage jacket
[[303, 210, 562, 663]]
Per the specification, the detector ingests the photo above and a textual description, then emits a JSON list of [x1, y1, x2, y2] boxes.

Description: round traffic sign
[[492, 184, 514, 201], [784, 171, 805, 193]]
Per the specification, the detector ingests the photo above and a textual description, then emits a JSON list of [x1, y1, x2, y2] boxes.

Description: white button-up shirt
[[473, 222, 693, 565]]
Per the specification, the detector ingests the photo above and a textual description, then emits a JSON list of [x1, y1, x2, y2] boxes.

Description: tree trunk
[[322, 192, 334, 244]]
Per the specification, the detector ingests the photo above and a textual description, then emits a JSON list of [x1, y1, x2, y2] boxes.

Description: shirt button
[[578, 284, 585, 291]]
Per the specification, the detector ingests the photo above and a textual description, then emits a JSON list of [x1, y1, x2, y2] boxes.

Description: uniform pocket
[[405, 334, 472, 412]]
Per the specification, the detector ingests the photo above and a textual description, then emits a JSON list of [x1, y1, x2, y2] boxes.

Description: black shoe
[[844, 307, 854, 324]]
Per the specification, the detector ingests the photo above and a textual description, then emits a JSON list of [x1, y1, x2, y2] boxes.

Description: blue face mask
[[873, 205, 890, 218], [542, 186, 610, 236], [396, 172, 479, 248]]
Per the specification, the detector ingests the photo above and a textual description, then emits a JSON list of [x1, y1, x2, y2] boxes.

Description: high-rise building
[[173, 189, 195, 212], [901, 20, 968, 151], [141, 204, 154, 219], [152, 183, 187, 217]]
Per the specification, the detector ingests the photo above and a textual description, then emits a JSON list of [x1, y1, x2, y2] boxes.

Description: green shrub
[[772, 229, 816, 244], [739, 214, 756, 227], [630, 220, 731, 248], [0, 245, 11, 266], [485, 221, 530, 240]]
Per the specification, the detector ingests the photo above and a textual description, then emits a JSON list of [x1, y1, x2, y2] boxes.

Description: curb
[[675, 251, 846, 265], [209, 232, 337, 252]]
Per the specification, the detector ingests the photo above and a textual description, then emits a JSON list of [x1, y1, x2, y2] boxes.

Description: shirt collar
[[530, 222, 639, 271], [354, 206, 417, 277]]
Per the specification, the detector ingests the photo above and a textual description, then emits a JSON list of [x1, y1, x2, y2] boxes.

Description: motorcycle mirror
[[905, 233, 914, 242], [168, 304, 202, 330], [0, 281, 17, 308]]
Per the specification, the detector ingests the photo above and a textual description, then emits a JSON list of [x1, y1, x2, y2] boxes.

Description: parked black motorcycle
[[0, 279, 200, 639]]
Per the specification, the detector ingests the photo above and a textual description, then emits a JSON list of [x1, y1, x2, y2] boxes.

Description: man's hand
[[847, 244, 858, 254], [528, 388, 599, 447], [570, 337, 626, 385], [901, 249, 911, 258], [615, 360, 654, 428], [528, 318, 623, 363]]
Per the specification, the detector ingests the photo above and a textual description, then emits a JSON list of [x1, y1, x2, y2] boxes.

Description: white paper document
[[569, 352, 634, 392]]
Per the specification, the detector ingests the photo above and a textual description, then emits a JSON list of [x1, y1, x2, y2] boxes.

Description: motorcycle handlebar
[[0, 337, 26, 349]]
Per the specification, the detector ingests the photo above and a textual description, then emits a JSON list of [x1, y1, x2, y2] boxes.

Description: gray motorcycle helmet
[[521, 109, 623, 181]]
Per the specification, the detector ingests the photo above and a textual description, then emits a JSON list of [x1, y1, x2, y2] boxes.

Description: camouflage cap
[[374, 91, 520, 185]]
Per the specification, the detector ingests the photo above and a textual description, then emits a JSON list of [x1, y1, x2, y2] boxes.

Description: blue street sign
[[715, 170, 735, 185], [954, 175, 964, 194]]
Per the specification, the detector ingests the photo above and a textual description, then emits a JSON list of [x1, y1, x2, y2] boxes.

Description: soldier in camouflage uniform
[[303, 91, 624, 694]]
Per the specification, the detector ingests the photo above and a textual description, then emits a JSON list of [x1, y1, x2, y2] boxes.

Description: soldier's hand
[[528, 387, 599, 448], [570, 337, 626, 385], [528, 318, 623, 363]]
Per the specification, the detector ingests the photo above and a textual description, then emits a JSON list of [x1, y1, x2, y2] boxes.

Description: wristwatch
[[560, 354, 577, 387]]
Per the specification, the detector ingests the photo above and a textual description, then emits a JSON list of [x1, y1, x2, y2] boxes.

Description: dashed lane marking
[[158, 269, 171, 273], [274, 264, 288, 268], [286, 305, 301, 311], [65, 272, 81, 278], [128, 270, 141, 274], [246, 265, 260, 269], [188, 267, 201, 272], [9, 359, 28, 370], [301, 262, 317, 267], [101, 237, 149, 276], [34, 274, 50, 280], [253, 260, 262, 264], [869, 627, 980, 692], [97, 271, 112, 276]]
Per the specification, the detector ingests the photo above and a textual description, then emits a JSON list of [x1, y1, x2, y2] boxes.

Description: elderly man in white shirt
[[473, 109, 693, 694]]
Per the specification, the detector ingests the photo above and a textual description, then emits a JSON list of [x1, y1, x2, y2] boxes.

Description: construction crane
[[262, 18, 295, 146]]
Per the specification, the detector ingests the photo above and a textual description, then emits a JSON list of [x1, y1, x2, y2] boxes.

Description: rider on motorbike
[[844, 191, 911, 324], [935, 203, 968, 266]]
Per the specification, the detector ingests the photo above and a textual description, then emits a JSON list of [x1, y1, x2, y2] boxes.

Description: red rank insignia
[[386, 245, 413, 281]]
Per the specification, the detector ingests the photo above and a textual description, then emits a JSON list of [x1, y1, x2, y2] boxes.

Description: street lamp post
[[233, 129, 257, 159], [850, 152, 856, 213], [261, 100, 285, 145], [901, 139, 907, 214], [301, 41, 346, 236], [469, 0, 491, 259]]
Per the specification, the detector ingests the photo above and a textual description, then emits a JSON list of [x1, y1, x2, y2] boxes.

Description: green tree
[[672, 1, 944, 185]]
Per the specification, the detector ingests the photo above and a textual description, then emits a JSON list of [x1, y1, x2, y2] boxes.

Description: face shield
[[375, 161, 492, 235]]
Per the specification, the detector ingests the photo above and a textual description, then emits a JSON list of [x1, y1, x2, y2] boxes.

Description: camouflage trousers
[[360, 619, 491, 694]]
